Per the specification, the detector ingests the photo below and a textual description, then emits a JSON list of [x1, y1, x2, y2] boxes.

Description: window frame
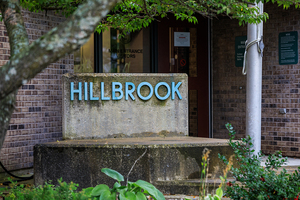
[[93, 22, 158, 73]]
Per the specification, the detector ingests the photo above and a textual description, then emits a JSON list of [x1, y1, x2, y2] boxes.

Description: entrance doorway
[[76, 17, 210, 137], [157, 16, 210, 137]]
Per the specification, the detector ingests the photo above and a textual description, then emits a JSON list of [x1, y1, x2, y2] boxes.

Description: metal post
[[246, 2, 263, 154]]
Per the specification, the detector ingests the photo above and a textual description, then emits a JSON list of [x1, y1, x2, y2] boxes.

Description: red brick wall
[[213, 3, 300, 157], [212, 16, 247, 140], [0, 10, 73, 171]]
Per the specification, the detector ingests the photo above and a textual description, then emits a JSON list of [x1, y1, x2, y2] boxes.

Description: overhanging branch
[[0, 0, 120, 101], [0, 0, 29, 57]]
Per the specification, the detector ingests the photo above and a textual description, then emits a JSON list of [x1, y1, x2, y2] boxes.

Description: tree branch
[[142, 0, 150, 16], [0, 0, 30, 149], [0, 92, 16, 149], [0, 0, 29, 57], [0, 0, 120, 101]]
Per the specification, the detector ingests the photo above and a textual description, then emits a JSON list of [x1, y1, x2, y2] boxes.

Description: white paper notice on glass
[[174, 32, 190, 47]]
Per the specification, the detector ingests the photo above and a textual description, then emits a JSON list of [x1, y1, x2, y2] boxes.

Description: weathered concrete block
[[34, 137, 235, 195], [62, 73, 188, 139]]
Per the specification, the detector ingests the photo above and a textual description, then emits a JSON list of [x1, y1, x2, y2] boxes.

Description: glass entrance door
[[157, 16, 210, 137], [169, 27, 198, 137]]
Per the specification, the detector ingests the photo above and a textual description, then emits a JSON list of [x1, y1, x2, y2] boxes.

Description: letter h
[[70, 82, 82, 100]]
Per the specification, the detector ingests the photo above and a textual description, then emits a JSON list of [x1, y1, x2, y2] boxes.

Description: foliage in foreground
[[1, 168, 165, 200], [220, 123, 300, 200], [21, 0, 269, 34], [0, 178, 91, 200], [184, 147, 233, 200], [90, 168, 165, 200]]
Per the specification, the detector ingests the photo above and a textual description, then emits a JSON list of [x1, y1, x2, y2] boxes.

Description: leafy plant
[[184, 147, 230, 200], [90, 168, 165, 200], [199, 148, 211, 199], [0, 148, 164, 200], [220, 123, 300, 200], [0, 177, 93, 200], [1, 168, 165, 200], [204, 187, 223, 200]]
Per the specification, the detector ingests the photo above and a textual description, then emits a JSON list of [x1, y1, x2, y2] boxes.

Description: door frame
[[208, 19, 212, 138], [155, 16, 212, 138]]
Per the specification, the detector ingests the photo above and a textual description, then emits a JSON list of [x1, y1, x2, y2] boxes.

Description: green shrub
[[1, 178, 92, 200], [1, 168, 165, 200], [220, 123, 300, 200]]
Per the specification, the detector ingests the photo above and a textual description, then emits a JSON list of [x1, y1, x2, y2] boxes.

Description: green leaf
[[204, 194, 212, 200], [136, 192, 147, 200], [119, 193, 127, 200], [213, 195, 221, 200], [126, 191, 137, 200], [216, 187, 223, 198], [157, 5, 162, 12], [101, 168, 124, 182], [117, 185, 128, 194], [219, 176, 225, 182], [133, 180, 165, 200], [91, 184, 110, 197], [82, 187, 94, 196], [113, 182, 121, 190], [119, 191, 137, 200], [257, 195, 264, 200], [100, 190, 116, 200]]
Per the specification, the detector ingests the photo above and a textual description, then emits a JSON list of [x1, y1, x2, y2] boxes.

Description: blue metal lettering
[[101, 82, 110, 100], [112, 82, 123, 100], [125, 82, 135, 100], [137, 82, 153, 100], [84, 82, 88, 101], [89, 82, 99, 100], [172, 82, 182, 100], [70, 82, 82, 101], [155, 82, 170, 100]]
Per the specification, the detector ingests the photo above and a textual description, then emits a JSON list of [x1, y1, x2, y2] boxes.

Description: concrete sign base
[[62, 73, 188, 139]]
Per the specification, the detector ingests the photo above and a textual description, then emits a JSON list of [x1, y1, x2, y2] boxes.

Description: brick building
[[1, 10, 73, 171], [213, 4, 300, 157], [1, 3, 300, 173]]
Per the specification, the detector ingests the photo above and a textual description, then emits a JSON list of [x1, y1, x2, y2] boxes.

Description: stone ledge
[[34, 137, 235, 195], [42, 137, 231, 148]]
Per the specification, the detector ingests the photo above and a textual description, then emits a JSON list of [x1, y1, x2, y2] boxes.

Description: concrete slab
[[46, 136, 231, 147], [34, 136, 235, 195], [156, 178, 235, 196]]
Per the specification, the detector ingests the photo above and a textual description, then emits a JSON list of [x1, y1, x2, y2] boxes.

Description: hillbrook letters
[[70, 82, 182, 101]]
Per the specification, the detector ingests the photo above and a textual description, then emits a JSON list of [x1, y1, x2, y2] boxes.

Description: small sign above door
[[174, 32, 190, 47]]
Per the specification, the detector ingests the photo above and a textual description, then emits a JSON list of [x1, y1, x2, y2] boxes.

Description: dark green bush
[[220, 123, 300, 200], [0, 178, 92, 200]]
